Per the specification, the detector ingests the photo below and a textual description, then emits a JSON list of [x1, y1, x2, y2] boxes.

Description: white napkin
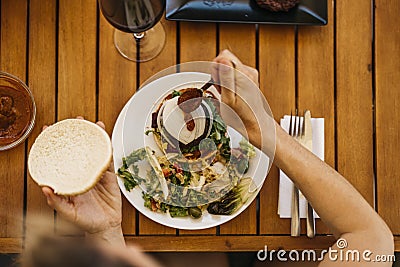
[[278, 116, 324, 219]]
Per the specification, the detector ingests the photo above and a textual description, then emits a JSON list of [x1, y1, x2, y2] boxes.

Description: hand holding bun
[[29, 118, 124, 246]]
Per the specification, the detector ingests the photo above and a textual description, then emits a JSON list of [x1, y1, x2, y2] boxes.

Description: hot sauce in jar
[[0, 72, 35, 150]]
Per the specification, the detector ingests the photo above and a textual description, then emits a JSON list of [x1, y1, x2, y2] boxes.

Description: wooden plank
[[138, 18, 177, 235], [26, 0, 57, 238], [258, 25, 295, 234], [218, 23, 257, 234], [56, 0, 97, 233], [126, 235, 336, 252], [219, 24, 256, 66], [336, 0, 374, 205], [375, 0, 400, 234], [3, 235, 400, 253], [0, 0, 27, 238], [297, 1, 334, 235], [179, 22, 217, 235], [2, 235, 400, 253], [139, 18, 177, 83], [0, 238, 23, 253], [180, 22, 216, 62], [58, 0, 97, 121], [98, 9, 137, 235]]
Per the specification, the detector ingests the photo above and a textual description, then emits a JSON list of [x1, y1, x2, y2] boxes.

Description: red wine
[[99, 0, 165, 33]]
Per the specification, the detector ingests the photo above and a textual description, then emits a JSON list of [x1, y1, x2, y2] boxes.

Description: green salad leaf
[[204, 98, 231, 161], [118, 159, 138, 191], [171, 90, 181, 98], [125, 147, 147, 166], [118, 148, 148, 191], [239, 138, 256, 158]]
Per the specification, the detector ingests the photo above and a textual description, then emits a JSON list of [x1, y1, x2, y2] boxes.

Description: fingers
[[94, 120, 113, 171], [74, 116, 106, 130], [99, 170, 118, 188], [94, 120, 113, 173], [75, 116, 107, 132], [96, 121, 106, 130], [42, 187, 73, 217], [42, 187, 63, 209], [212, 49, 237, 88], [218, 58, 236, 89], [42, 116, 85, 132], [213, 50, 259, 105], [48, 116, 107, 134], [108, 158, 115, 173], [215, 49, 242, 67], [42, 187, 56, 208], [213, 49, 259, 86], [212, 57, 236, 105], [243, 65, 259, 85]]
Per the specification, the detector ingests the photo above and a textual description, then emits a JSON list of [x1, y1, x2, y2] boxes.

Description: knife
[[302, 110, 316, 238]]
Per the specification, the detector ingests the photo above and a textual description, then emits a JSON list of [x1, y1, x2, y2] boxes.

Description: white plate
[[112, 72, 270, 230]]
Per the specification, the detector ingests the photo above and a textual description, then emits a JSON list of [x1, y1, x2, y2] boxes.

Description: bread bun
[[28, 119, 112, 196]]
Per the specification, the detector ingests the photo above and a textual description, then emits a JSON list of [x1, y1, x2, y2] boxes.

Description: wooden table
[[1, 0, 399, 253]]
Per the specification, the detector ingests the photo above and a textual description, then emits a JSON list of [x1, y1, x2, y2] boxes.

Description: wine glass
[[99, 0, 166, 62]]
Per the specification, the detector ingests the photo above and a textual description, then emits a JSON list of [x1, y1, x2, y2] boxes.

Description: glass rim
[[0, 71, 36, 151]]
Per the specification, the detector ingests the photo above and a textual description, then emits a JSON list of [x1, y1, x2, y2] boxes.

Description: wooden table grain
[[0, 0, 399, 253]]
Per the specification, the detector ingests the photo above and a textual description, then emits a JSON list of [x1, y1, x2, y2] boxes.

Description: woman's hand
[[41, 117, 124, 246], [212, 49, 272, 150]]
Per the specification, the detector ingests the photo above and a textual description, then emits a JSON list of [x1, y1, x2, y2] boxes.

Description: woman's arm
[[213, 50, 394, 266], [273, 120, 393, 266]]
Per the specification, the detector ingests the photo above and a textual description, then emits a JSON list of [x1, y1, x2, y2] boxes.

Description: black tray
[[166, 0, 327, 25]]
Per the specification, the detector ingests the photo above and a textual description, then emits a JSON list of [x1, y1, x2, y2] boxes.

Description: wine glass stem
[[133, 32, 145, 40], [133, 32, 145, 62]]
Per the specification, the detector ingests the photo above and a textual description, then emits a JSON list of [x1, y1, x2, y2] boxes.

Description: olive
[[188, 207, 202, 219]]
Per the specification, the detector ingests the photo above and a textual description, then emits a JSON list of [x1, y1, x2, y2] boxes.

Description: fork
[[289, 110, 301, 237]]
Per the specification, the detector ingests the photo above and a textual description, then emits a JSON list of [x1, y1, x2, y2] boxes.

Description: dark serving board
[[166, 0, 327, 25]]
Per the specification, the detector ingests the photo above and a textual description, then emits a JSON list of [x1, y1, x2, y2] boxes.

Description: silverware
[[288, 110, 316, 238], [302, 110, 316, 238], [289, 111, 301, 237], [200, 78, 214, 91], [306, 201, 316, 238]]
